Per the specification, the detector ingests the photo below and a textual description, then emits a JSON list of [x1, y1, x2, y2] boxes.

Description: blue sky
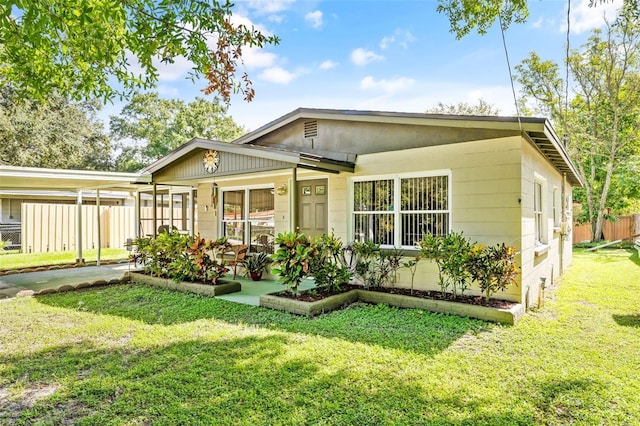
[[103, 0, 625, 132]]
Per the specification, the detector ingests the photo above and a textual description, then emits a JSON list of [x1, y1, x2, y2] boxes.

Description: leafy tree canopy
[[111, 92, 246, 171], [0, 0, 279, 103], [515, 11, 640, 240], [437, 0, 639, 39], [426, 99, 500, 116], [0, 86, 113, 170]]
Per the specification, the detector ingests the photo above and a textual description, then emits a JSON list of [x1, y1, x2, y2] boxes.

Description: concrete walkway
[[217, 276, 315, 306], [0, 264, 132, 299], [0, 265, 314, 307]]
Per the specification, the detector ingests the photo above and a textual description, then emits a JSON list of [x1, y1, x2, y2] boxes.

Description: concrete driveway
[[0, 264, 132, 299]]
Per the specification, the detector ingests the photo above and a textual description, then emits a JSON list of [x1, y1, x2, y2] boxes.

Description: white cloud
[[379, 29, 416, 50], [154, 56, 194, 81], [350, 48, 384, 66], [156, 84, 180, 96], [305, 10, 323, 29], [268, 15, 285, 23], [531, 17, 544, 29], [379, 36, 395, 50], [228, 14, 272, 36], [319, 60, 338, 70], [247, 0, 295, 14], [564, 0, 622, 34], [242, 47, 278, 70], [359, 76, 415, 93], [259, 66, 299, 84]]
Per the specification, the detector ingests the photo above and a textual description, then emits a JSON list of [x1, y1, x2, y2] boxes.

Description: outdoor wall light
[[276, 184, 288, 196]]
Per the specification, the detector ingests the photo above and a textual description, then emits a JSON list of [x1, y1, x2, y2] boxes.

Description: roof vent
[[304, 120, 318, 139]]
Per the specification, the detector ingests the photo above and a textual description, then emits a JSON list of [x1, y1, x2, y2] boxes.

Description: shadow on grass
[[1, 336, 535, 425], [528, 377, 607, 424], [613, 314, 640, 327], [36, 283, 493, 357]]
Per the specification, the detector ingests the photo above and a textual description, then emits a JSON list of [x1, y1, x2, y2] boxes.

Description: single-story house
[[141, 108, 582, 309]]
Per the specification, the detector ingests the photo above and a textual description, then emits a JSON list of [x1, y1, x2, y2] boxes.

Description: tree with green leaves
[[515, 12, 640, 241], [426, 99, 500, 116], [0, 1, 279, 103], [0, 86, 113, 170], [111, 92, 246, 171], [437, 0, 638, 39]]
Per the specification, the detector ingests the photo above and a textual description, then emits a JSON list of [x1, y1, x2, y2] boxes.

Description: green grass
[[0, 248, 129, 270], [1, 250, 639, 425]]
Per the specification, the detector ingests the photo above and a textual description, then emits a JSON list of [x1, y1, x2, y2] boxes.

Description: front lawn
[[1, 250, 639, 424], [0, 248, 129, 271]]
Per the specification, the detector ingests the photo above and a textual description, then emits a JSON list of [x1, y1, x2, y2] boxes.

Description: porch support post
[[76, 190, 83, 264], [134, 191, 140, 238], [189, 188, 196, 236], [96, 189, 101, 266], [152, 183, 157, 237], [168, 190, 174, 230], [291, 167, 298, 231]]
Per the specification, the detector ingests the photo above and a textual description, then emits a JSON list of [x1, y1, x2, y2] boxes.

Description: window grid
[[221, 188, 274, 252], [353, 173, 450, 248]]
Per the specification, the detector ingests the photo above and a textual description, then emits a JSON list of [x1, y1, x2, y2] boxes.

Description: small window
[[534, 181, 544, 245]]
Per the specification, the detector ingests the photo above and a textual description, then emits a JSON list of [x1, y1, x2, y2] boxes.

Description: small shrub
[[419, 231, 473, 298], [272, 231, 318, 295], [468, 243, 519, 302], [310, 232, 353, 292], [403, 255, 422, 295], [352, 241, 396, 288], [131, 233, 230, 284]]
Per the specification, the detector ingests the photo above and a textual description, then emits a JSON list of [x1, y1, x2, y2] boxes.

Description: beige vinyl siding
[[196, 183, 217, 239], [520, 139, 572, 308], [351, 136, 523, 300]]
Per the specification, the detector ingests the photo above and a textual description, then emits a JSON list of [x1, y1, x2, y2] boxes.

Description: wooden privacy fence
[[573, 214, 640, 244], [21, 203, 135, 254]]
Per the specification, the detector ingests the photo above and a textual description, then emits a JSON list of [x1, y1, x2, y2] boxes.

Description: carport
[[0, 165, 151, 265]]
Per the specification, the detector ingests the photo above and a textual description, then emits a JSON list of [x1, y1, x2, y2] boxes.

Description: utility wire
[[498, 11, 522, 133], [564, 0, 572, 144]]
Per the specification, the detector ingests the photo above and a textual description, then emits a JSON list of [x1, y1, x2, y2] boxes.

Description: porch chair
[[223, 244, 249, 279]]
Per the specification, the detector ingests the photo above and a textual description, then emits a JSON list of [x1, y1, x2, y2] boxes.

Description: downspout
[[291, 167, 298, 231]]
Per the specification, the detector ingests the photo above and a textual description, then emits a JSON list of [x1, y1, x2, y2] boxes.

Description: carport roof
[[0, 165, 151, 192]]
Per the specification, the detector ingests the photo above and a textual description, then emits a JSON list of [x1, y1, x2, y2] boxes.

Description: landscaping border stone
[[32, 275, 131, 296], [260, 289, 524, 325], [129, 272, 241, 297]]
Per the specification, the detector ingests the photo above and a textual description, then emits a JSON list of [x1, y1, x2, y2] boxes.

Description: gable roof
[[234, 108, 582, 186], [142, 138, 355, 177]]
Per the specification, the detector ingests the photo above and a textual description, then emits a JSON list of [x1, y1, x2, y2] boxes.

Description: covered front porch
[[140, 138, 355, 250]]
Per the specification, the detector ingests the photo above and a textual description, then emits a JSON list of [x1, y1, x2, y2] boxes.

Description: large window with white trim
[[353, 172, 451, 248], [222, 187, 275, 253]]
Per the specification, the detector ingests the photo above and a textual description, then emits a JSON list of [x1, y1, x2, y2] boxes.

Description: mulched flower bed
[[275, 284, 516, 309]]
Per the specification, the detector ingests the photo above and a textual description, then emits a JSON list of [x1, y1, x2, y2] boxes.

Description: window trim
[[220, 184, 274, 250], [350, 170, 452, 249], [533, 175, 547, 247]]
